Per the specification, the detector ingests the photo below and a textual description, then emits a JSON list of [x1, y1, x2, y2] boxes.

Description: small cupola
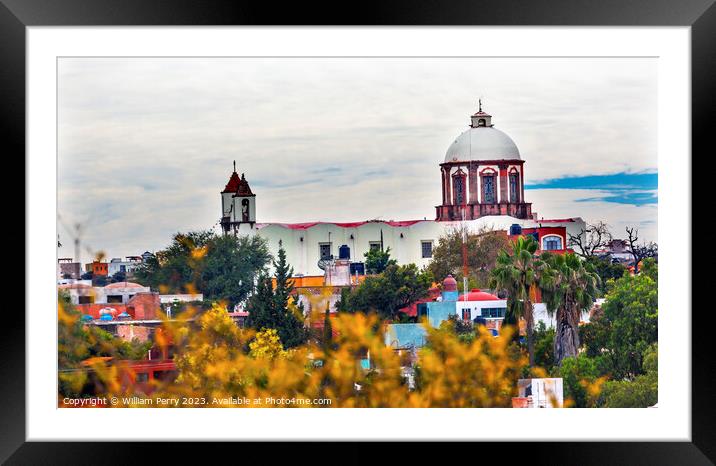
[[470, 99, 493, 128]]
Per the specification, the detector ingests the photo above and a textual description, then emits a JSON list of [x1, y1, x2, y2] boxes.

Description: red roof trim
[[534, 218, 576, 223], [257, 220, 427, 230]]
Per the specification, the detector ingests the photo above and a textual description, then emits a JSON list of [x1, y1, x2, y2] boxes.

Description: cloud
[[57, 57, 658, 261], [525, 172, 658, 206]]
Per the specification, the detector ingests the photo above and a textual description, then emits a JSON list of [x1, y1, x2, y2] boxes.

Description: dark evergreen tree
[[246, 273, 276, 330], [246, 242, 307, 348], [322, 303, 333, 351]]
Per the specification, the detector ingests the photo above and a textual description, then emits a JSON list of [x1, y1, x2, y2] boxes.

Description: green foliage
[[58, 291, 153, 397], [93, 274, 109, 287], [135, 231, 271, 307], [489, 235, 544, 366], [533, 321, 555, 369], [539, 252, 600, 365], [580, 261, 657, 380], [322, 304, 333, 350], [553, 354, 601, 408], [342, 264, 433, 321], [429, 227, 510, 288], [585, 256, 627, 293], [599, 344, 658, 408], [364, 247, 397, 274], [110, 271, 127, 283], [439, 314, 476, 344], [335, 287, 351, 313], [246, 243, 308, 348]]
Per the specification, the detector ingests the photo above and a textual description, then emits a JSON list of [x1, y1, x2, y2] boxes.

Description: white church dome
[[444, 108, 521, 163]]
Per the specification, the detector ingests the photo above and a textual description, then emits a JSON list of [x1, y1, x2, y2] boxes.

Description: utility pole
[[461, 205, 468, 302]]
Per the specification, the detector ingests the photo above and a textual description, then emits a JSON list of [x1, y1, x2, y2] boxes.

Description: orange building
[[85, 260, 109, 276]]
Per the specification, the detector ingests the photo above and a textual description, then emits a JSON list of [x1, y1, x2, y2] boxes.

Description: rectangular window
[[319, 243, 332, 260], [107, 295, 123, 303], [462, 308, 471, 321], [136, 372, 149, 383], [482, 308, 506, 318], [421, 240, 433, 259], [78, 295, 93, 304], [417, 303, 428, 318], [369, 241, 382, 251]]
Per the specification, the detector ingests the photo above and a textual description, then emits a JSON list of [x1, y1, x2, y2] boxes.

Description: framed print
[[4, 0, 714, 462]]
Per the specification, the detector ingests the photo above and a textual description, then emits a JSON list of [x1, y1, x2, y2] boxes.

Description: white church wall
[[252, 215, 568, 277], [221, 192, 233, 217], [256, 221, 443, 276]]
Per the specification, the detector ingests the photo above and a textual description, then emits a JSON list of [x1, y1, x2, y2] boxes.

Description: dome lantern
[[470, 99, 493, 128]]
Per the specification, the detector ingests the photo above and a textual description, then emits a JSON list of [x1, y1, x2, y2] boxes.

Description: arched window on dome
[[480, 169, 497, 204], [477, 118, 486, 127], [452, 170, 467, 206], [509, 168, 520, 203]]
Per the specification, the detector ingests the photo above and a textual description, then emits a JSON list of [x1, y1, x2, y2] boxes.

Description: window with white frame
[[421, 240, 433, 258], [319, 242, 332, 260], [542, 235, 563, 251]]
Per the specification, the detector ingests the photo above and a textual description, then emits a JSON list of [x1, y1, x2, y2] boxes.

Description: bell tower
[[220, 162, 257, 234]]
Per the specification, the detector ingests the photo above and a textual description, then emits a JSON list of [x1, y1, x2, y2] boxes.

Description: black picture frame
[[4, 0, 713, 463]]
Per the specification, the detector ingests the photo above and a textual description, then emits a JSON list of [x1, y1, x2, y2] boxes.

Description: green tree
[[110, 271, 127, 283], [322, 304, 333, 351], [540, 252, 600, 365], [246, 243, 307, 348], [343, 264, 433, 321], [585, 256, 627, 293], [489, 235, 545, 367], [533, 321, 555, 369], [135, 230, 214, 292], [364, 247, 397, 274], [200, 234, 272, 308], [599, 344, 658, 408], [93, 274, 109, 287], [580, 258, 657, 380], [553, 354, 601, 408], [134, 231, 271, 307], [336, 287, 351, 313], [429, 226, 510, 288]]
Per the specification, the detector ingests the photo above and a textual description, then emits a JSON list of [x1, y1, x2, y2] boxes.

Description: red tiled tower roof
[[222, 171, 241, 193], [235, 173, 254, 196]]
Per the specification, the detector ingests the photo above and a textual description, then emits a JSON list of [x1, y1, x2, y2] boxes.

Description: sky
[[57, 57, 657, 262]]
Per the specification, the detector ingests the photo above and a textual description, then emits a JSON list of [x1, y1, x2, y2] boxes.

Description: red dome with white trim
[[442, 275, 458, 291], [464, 289, 500, 301]]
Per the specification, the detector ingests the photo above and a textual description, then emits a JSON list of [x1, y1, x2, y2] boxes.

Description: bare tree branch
[[625, 227, 658, 273], [568, 221, 613, 258]]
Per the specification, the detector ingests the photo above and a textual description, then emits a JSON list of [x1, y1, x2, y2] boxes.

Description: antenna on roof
[[233, 160, 236, 172], [478, 97, 482, 113]]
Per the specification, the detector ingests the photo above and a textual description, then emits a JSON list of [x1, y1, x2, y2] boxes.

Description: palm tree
[[490, 235, 545, 367], [540, 252, 600, 366]]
